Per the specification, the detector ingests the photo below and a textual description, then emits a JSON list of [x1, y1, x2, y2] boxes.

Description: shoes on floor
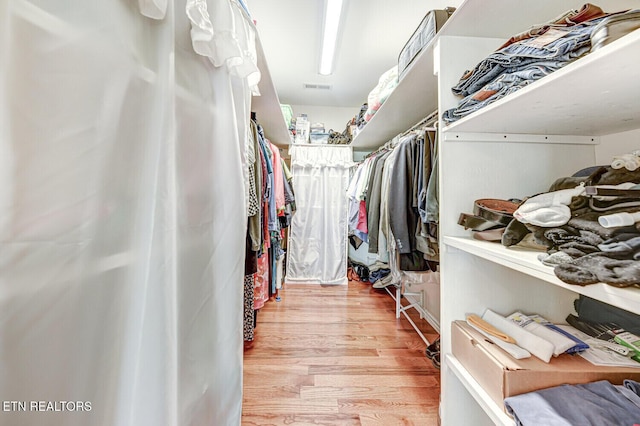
[[431, 352, 440, 369], [372, 274, 399, 289], [425, 337, 440, 369], [425, 337, 440, 359]]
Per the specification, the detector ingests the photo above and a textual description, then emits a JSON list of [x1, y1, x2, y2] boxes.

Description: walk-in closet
[[2, 1, 640, 425]]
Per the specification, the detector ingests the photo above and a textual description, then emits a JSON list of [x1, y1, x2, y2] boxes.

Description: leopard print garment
[[243, 274, 255, 341]]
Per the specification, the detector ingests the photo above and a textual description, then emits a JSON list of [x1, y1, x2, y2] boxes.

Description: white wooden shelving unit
[[435, 0, 640, 424], [342, 0, 640, 423]]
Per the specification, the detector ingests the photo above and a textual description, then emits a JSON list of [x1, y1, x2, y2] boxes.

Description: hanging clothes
[[243, 231, 257, 342], [270, 141, 286, 218], [254, 254, 269, 310], [248, 120, 264, 252], [346, 113, 440, 279], [243, 120, 295, 335]]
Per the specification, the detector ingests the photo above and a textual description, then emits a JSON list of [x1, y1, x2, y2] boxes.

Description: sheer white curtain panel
[[286, 145, 353, 285], [0, 0, 254, 424]]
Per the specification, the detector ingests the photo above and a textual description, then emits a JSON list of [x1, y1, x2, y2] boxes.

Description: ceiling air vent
[[303, 83, 332, 90]]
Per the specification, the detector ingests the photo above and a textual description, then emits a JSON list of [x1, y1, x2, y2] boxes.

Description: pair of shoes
[[426, 337, 440, 368], [372, 274, 398, 289], [425, 337, 440, 359], [372, 279, 399, 289], [431, 353, 440, 369]]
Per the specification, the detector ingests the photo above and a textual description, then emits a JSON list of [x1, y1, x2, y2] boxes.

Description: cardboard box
[[451, 320, 640, 410]]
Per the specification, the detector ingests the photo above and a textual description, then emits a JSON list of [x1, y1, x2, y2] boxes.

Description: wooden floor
[[242, 280, 441, 426]]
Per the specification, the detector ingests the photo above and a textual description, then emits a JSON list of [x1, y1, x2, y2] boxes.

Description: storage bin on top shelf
[[398, 7, 455, 79]]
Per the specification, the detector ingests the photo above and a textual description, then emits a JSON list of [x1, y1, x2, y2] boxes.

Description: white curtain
[[286, 145, 352, 285], [0, 1, 253, 424]]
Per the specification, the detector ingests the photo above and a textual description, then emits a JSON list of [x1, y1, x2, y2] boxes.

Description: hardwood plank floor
[[242, 280, 440, 425]]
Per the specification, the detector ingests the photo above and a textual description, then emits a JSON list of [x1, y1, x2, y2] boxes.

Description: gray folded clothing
[[554, 252, 640, 287], [557, 241, 601, 258], [501, 218, 531, 247], [544, 227, 604, 247], [504, 380, 640, 426], [598, 235, 640, 255], [568, 211, 637, 239], [538, 251, 573, 267]]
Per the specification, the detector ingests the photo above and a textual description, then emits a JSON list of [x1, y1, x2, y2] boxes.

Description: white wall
[[289, 104, 358, 133], [353, 151, 369, 162], [596, 128, 640, 164]]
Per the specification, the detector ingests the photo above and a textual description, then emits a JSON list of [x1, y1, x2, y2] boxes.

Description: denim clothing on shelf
[[444, 14, 608, 123], [443, 61, 566, 123], [452, 18, 603, 98], [497, 3, 607, 50]]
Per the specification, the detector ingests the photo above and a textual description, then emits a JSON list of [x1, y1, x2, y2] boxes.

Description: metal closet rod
[[401, 111, 439, 137], [364, 112, 439, 159]]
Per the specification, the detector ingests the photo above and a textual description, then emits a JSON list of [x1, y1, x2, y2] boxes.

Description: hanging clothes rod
[[401, 110, 439, 137], [364, 111, 439, 159], [289, 143, 352, 147]]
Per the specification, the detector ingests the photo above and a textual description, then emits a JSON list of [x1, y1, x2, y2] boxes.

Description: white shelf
[[445, 354, 514, 426], [438, 0, 635, 39], [443, 22, 640, 136], [443, 236, 640, 315], [350, 39, 438, 150], [252, 32, 291, 146]]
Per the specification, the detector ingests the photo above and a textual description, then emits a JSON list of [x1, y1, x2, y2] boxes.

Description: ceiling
[[247, 0, 462, 108]]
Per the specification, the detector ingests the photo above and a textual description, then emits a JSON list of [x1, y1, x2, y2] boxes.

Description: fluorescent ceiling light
[[319, 0, 343, 75]]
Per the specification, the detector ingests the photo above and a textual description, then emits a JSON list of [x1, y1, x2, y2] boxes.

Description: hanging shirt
[[347, 163, 365, 231], [265, 147, 277, 231], [246, 125, 259, 217], [346, 162, 368, 242], [282, 160, 295, 208], [388, 135, 419, 254], [255, 126, 273, 249], [257, 136, 277, 232], [269, 142, 285, 215], [253, 254, 269, 310], [357, 200, 368, 234], [356, 156, 375, 201], [247, 121, 263, 252]]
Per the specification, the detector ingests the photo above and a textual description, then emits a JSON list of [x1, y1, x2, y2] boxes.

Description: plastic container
[[294, 114, 310, 144], [310, 122, 325, 134], [598, 211, 640, 228], [310, 133, 330, 144]]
